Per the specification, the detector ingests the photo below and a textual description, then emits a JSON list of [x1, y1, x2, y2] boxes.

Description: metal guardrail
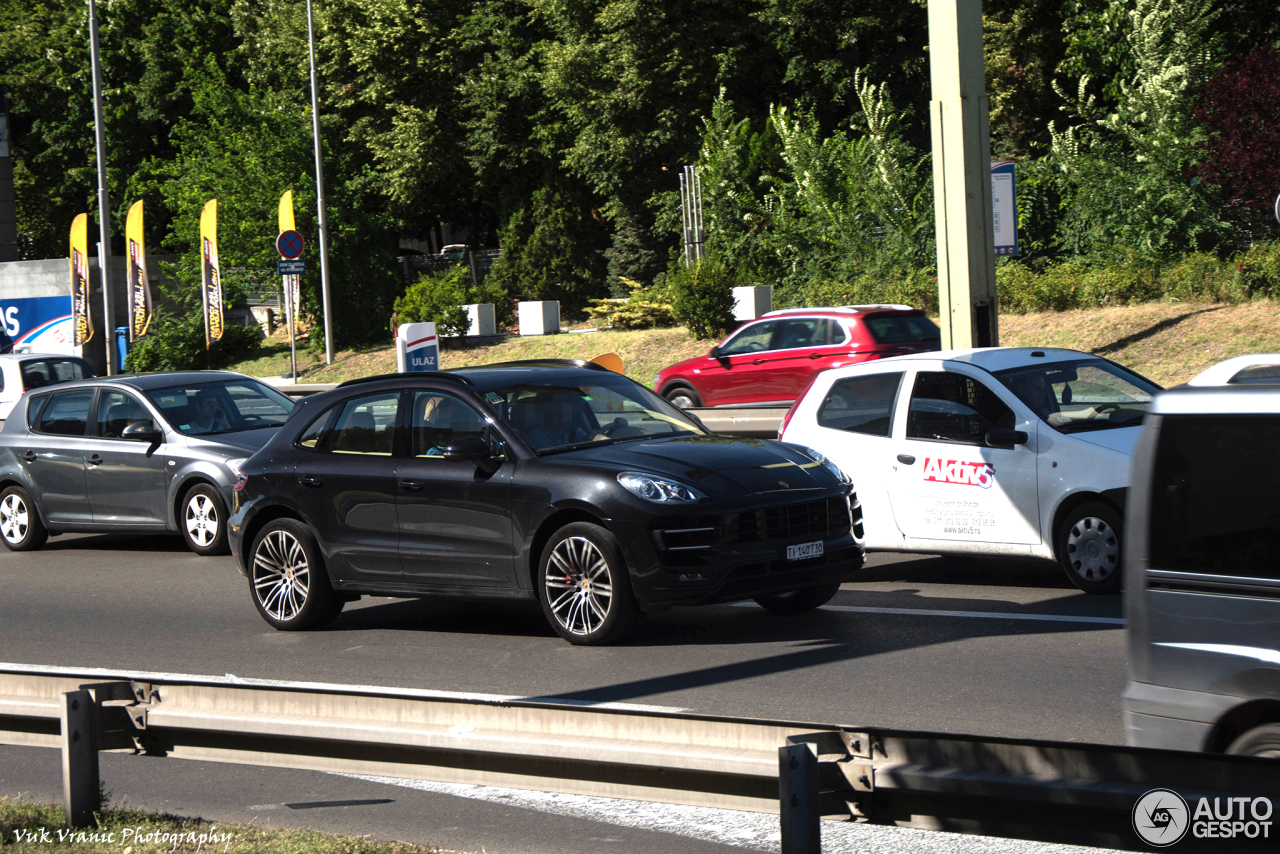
[[2, 665, 1276, 851]]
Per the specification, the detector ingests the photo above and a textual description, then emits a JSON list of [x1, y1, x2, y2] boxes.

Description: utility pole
[[88, 0, 115, 373], [306, 0, 334, 365], [928, 0, 998, 349]]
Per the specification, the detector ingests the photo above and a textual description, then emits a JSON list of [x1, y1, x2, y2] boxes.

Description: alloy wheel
[[185, 494, 219, 547], [0, 494, 28, 545], [544, 536, 614, 636], [253, 529, 311, 622], [1066, 516, 1119, 583]]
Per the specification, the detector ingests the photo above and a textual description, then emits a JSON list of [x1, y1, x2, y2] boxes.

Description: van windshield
[[994, 359, 1160, 433]]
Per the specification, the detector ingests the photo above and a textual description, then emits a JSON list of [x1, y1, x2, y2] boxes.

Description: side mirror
[[710, 345, 724, 359], [443, 435, 492, 463], [985, 428, 1028, 448], [121, 419, 162, 443]]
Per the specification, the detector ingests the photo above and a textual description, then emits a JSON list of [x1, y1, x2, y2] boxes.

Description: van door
[[889, 368, 1041, 545]]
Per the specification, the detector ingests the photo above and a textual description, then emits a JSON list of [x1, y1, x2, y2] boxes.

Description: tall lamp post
[[306, 0, 334, 365], [87, 0, 115, 374]]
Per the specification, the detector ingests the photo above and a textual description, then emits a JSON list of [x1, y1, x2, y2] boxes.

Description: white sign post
[[396, 321, 439, 373]]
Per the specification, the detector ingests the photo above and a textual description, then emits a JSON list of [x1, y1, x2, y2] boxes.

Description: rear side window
[[863, 315, 940, 345], [906, 372, 1014, 444], [818, 373, 903, 437], [296, 405, 338, 450], [772, 318, 846, 350], [1149, 414, 1280, 579], [36, 389, 94, 436], [26, 395, 49, 428], [327, 393, 399, 456]]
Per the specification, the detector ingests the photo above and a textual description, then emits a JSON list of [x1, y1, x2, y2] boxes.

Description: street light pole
[[306, 0, 334, 365], [87, 0, 115, 374]]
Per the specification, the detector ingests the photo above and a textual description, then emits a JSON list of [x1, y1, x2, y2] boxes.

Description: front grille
[[729, 497, 851, 546]]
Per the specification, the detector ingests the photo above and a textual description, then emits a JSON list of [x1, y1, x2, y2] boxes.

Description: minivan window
[[1149, 414, 1280, 579], [818, 372, 903, 437], [36, 389, 94, 436]]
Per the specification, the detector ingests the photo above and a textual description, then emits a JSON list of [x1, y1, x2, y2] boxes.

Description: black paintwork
[[228, 366, 863, 612]]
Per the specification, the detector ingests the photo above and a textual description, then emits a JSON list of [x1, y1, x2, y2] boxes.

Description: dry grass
[[230, 301, 1280, 389]]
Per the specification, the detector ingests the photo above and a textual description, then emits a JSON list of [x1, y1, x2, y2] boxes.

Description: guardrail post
[[60, 689, 99, 827], [779, 742, 820, 854]]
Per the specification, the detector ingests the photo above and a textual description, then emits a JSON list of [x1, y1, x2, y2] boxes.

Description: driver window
[[97, 392, 150, 439], [906, 372, 1014, 445], [410, 391, 501, 459], [718, 321, 776, 357]]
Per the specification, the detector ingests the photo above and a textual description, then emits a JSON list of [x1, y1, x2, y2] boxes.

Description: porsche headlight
[[795, 446, 851, 484], [617, 472, 706, 504]]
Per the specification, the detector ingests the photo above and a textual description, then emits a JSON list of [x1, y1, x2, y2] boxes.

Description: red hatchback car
[[654, 305, 941, 408]]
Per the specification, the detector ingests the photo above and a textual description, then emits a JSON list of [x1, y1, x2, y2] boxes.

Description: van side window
[[1149, 414, 1280, 579], [906, 372, 1014, 444], [818, 373, 903, 437]]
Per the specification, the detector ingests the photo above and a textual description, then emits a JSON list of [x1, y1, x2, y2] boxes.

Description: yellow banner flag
[[200, 199, 224, 348], [278, 189, 295, 233], [278, 190, 301, 335], [125, 200, 153, 341], [69, 213, 93, 346]]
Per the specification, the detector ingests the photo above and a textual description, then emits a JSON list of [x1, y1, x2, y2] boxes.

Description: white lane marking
[[0, 662, 686, 714], [1157, 643, 1280, 664], [732, 602, 1124, 625], [336, 772, 1118, 854]]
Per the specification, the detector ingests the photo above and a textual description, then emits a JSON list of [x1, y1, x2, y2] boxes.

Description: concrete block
[[518, 300, 559, 336], [733, 286, 773, 321], [464, 303, 497, 337]]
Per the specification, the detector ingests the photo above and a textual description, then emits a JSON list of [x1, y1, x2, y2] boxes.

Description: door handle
[[398, 479, 424, 492], [298, 475, 324, 488], [86, 454, 103, 466], [752, 358, 766, 365], [897, 454, 916, 465], [20, 451, 36, 463], [808, 353, 824, 359]]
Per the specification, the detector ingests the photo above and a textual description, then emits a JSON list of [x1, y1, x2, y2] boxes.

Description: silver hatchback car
[[0, 371, 296, 555]]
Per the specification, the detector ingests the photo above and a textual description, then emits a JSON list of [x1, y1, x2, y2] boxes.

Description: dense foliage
[[2, 0, 1278, 363]]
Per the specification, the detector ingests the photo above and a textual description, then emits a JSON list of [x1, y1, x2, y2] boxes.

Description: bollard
[[60, 690, 99, 827], [779, 742, 820, 854]]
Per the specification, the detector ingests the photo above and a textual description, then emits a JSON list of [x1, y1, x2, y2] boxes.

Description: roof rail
[[335, 371, 475, 389], [844, 303, 915, 312]]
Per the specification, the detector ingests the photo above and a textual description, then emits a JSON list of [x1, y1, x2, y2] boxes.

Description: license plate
[[787, 540, 824, 561]]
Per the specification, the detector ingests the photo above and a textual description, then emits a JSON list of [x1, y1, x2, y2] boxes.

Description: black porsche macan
[[228, 361, 864, 644]]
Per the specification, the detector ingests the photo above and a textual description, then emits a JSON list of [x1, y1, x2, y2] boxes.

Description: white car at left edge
[[779, 347, 1162, 593]]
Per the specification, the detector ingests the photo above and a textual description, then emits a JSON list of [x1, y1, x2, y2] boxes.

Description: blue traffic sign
[[277, 259, 306, 275], [276, 230, 304, 259]]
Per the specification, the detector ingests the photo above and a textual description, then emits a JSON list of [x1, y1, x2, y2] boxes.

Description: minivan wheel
[[249, 518, 343, 630], [663, 386, 700, 410], [1056, 501, 1122, 594], [0, 486, 47, 552], [754, 580, 842, 614], [538, 522, 642, 645], [181, 483, 229, 556], [1226, 723, 1280, 758]]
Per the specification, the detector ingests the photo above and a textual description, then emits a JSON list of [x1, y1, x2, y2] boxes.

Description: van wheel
[[538, 522, 642, 645], [754, 580, 842, 614], [0, 486, 47, 551], [663, 386, 701, 410], [1226, 724, 1280, 758], [1056, 501, 1122, 594]]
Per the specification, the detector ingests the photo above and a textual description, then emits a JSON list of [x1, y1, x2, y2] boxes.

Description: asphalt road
[[0, 531, 1126, 744]]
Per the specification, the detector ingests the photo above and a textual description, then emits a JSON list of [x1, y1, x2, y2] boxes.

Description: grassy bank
[[0, 796, 453, 853], [228, 300, 1280, 390]]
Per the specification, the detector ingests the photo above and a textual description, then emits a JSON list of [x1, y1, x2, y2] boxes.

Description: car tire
[[180, 483, 230, 556], [249, 518, 343, 631], [663, 386, 701, 410], [753, 580, 842, 614], [537, 522, 643, 645], [0, 486, 48, 552], [1226, 723, 1280, 758], [1056, 501, 1123, 594]]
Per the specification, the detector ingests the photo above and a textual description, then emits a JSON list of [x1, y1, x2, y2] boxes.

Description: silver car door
[[83, 390, 167, 526], [23, 388, 95, 524]]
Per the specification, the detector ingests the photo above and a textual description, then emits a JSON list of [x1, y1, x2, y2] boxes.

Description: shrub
[[394, 265, 472, 338], [125, 307, 262, 373], [666, 262, 737, 340], [585, 278, 675, 329]]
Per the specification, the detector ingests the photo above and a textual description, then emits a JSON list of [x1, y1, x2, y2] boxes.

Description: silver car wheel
[[185, 493, 219, 547], [544, 536, 613, 636], [1066, 515, 1119, 582], [667, 391, 696, 410], [253, 529, 311, 622], [0, 494, 28, 544]]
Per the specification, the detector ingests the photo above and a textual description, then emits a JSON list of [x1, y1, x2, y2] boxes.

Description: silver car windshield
[[145, 379, 296, 436], [994, 359, 1160, 433], [486, 374, 705, 454]]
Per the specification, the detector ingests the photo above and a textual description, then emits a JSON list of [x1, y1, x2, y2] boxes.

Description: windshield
[[485, 373, 706, 453], [994, 359, 1159, 433], [145, 379, 296, 436]]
